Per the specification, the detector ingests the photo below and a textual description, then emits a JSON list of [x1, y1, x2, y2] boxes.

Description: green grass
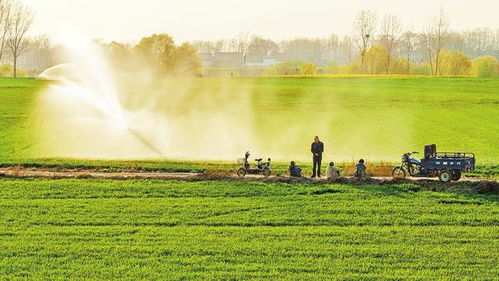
[[0, 76, 497, 177], [0, 78, 45, 159], [0, 178, 497, 279]]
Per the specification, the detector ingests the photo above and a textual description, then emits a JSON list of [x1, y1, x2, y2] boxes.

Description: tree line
[[192, 9, 499, 77], [2, 33, 203, 77], [1, 3, 498, 78]]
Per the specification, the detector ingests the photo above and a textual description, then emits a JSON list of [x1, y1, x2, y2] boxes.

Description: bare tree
[[400, 30, 416, 74], [20, 34, 53, 71], [0, 0, 12, 62], [234, 31, 250, 68], [353, 9, 377, 72], [420, 9, 449, 76], [323, 34, 339, 62], [379, 14, 401, 74], [339, 35, 356, 63], [6, 0, 33, 77]]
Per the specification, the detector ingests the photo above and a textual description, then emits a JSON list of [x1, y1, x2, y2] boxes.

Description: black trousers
[[313, 156, 322, 177]]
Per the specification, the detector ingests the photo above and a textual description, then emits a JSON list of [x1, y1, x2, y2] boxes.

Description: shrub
[[411, 63, 431, 75], [322, 62, 340, 74], [472, 56, 498, 77], [301, 63, 317, 75], [0, 64, 12, 77], [263, 61, 302, 75], [438, 50, 472, 76]]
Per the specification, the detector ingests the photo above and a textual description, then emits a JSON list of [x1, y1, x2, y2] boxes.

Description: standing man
[[311, 136, 324, 178]]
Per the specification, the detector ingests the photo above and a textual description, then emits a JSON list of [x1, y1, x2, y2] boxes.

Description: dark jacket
[[289, 165, 302, 177], [311, 141, 324, 157], [354, 163, 367, 177]]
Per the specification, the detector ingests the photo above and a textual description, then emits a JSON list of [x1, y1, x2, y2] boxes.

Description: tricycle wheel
[[237, 168, 247, 177], [262, 168, 271, 177], [439, 170, 452, 183], [452, 170, 462, 181], [392, 167, 406, 178]]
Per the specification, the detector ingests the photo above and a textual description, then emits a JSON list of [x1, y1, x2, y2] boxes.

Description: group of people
[[288, 136, 367, 179]]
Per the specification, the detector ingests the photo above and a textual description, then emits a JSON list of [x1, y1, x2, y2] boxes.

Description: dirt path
[[0, 167, 493, 183], [0, 168, 199, 180]]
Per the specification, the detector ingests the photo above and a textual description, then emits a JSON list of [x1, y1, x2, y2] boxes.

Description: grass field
[[0, 178, 497, 279], [0, 77, 498, 279]]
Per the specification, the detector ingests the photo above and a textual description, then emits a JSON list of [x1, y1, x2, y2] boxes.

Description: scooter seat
[[255, 158, 262, 162]]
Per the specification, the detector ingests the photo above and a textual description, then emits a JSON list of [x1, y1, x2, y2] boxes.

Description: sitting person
[[326, 162, 341, 180], [354, 159, 367, 178], [289, 161, 302, 178]]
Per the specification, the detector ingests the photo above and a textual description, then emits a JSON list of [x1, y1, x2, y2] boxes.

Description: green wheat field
[[0, 77, 498, 279]]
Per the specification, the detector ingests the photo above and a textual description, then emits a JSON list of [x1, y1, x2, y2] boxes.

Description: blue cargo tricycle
[[392, 145, 475, 183]]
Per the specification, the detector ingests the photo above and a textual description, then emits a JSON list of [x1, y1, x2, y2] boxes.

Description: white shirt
[[326, 166, 341, 179]]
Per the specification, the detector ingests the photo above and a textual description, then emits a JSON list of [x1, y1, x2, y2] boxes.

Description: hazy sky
[[24, 0, 499, 44]]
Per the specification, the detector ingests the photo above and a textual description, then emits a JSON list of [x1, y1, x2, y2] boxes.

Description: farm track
[[0, 166, 496, 185]]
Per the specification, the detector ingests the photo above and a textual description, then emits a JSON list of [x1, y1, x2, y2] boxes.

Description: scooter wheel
[[392, 167, 406, 178], [237, 168, 247, 177], [263, 168, 271, 177]]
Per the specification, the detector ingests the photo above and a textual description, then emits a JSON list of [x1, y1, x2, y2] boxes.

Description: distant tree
[[135, 34, 201, 76], [353, 9, 377, 72], [6, 0, 33, 78], [364, 45, 388, 74], [234, 31, 250, 68], [105, 41, 130, 58], [191, 40, 216, 53], [301, 62, 317, 75], [420, 9, 449, 76], [400, 30, 417, 73], [135, 34, 176, 74], [247, 36, 278, 62], [438, 50, 471, 76], [323, 34, 340, 62], [461, 28, 496, 58], [171, 43, 201, 75], [378, 14, 401, 74], [0, 0, 11, 62], [472, 56, 498, 77], [281, 38, 324, 64], [339, 35, 356, 63]]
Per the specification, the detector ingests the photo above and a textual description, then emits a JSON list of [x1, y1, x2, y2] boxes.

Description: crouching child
[[354, 159, 367, 178], [289, 161, 302, 178], [326, 162, 341, 180]]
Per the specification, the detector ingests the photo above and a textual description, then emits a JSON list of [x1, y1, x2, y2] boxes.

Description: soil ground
[[1, 166, 497, 195]]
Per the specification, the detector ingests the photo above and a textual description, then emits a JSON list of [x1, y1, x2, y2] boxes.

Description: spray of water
[[36, 38, 254, 160]]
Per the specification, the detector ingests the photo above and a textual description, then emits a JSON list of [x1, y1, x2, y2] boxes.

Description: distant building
[[246, 58, 278, 67], [199, 52, 243, 68]]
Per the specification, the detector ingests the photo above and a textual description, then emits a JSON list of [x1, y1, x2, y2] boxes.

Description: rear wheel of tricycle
[[262, 168, 271, 177], [392, 167, 406, 178], [451, 170, 462, 181], [237, 168, 247, 177], [439, 170, 452, 183]]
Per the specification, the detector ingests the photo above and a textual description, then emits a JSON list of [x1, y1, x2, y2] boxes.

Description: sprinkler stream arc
[[126, 126, 168, 159]]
